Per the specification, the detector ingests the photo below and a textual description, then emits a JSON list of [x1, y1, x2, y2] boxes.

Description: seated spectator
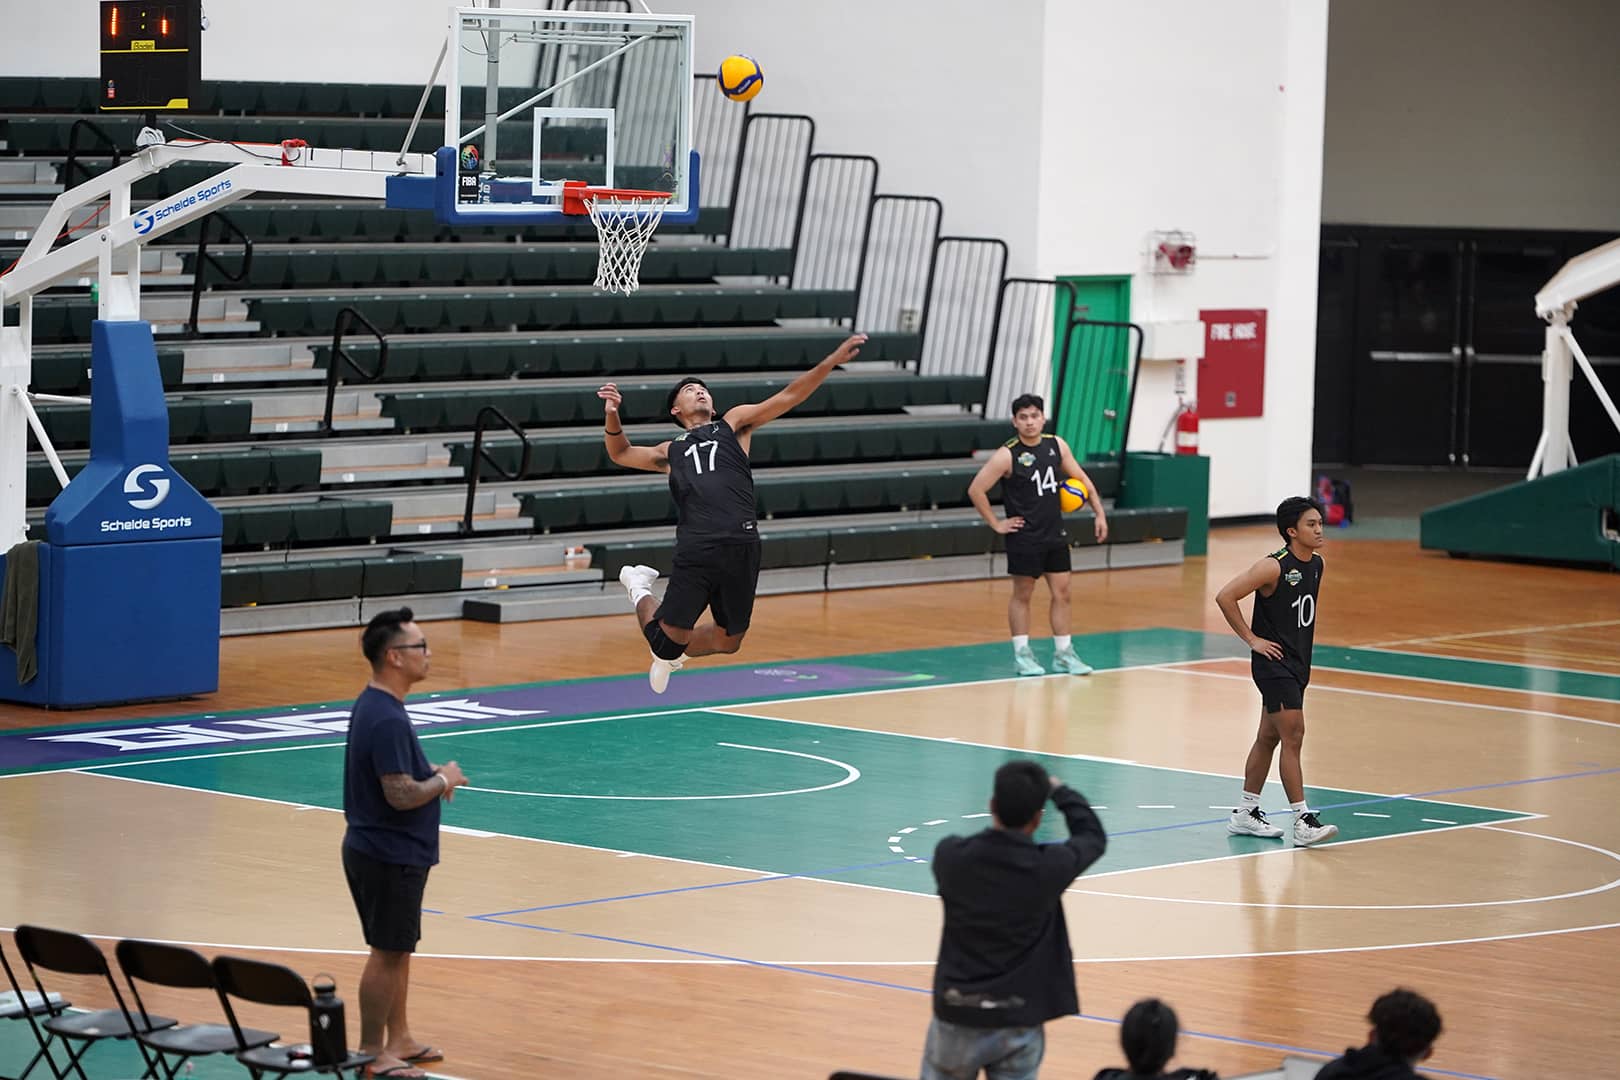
[[1316, 988, 1442, 1079], [1093, 998, 1217, 1080]]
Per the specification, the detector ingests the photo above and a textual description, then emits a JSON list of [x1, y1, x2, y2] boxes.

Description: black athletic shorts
[[655, 539, 762, 634], [1005, 541, 1072, 579], [342, 844, 430, 953], [1254, 675, 1306, 713]]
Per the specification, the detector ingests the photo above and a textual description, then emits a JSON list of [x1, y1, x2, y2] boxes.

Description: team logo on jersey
[[1285, 568, 1303, 586], [1017, 452, 1036, 467], [674, 432, 688, 441]]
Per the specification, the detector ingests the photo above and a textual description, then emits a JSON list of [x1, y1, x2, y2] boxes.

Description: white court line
[[1311, 663, 1620, 707], [1362, 617, 1620, 648], [1352, 645, 1620, 682], [1070, 825, 1620, 912], [0, 654, 1230, 783], [1353, 812, 1391, 819], [72, 771, 930, 904], [463, 742, 860, 801]]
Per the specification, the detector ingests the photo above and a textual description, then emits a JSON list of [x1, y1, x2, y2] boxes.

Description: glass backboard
[[443, 5, 696, 222]]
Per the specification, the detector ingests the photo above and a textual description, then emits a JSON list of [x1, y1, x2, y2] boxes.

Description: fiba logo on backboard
[[123, 464, 171, 509]]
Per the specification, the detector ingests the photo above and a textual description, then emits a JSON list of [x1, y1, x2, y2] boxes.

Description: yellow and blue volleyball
[[718, 55, 764, 102], [1059, 479, 1089, 513]]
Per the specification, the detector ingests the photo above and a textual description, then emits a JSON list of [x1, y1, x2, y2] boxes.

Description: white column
[[1536, 314, 1574, 477]]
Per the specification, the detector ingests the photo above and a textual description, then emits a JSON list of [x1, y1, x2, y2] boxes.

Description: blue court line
[[464, 764, 1601, 921], [473, 915, 1497, 1080], [474, 857, 908, 918]]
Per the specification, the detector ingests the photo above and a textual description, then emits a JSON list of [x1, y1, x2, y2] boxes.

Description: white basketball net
[[584, 191, 671, 295]]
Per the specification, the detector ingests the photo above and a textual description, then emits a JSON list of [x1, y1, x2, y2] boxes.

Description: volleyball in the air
[[1059, 479, 1089, 513], [718, 55, 764, 102]]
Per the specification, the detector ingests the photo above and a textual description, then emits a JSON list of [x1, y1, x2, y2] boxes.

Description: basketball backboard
[[433, 5, 697, 224]]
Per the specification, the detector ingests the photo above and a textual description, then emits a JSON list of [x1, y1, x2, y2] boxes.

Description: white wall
[[1323, 0, 1620, 230], [1037, 0, 1329, 518]]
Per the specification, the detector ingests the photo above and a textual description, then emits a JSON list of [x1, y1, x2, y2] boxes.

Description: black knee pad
[[642, 620, 687, 661]]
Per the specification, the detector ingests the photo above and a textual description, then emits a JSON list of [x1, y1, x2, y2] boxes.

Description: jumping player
[[1215, 496, 1338, 847], [598, 334, 867, 693], [967, 393, 1108, 677]]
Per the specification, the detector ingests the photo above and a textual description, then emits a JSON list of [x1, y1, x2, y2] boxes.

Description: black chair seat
[[239, 1043, 375, 1075], [143, 1021, 274, 1055], [45, 1007, 174, 1038]]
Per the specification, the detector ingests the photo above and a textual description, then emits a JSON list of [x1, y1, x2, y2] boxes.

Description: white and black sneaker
[[1293, 811, 1339, 847], [1227, 806, 1284, 838]]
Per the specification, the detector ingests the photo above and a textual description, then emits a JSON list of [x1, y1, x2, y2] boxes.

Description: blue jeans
[[920, 1016, 1046, 1080]]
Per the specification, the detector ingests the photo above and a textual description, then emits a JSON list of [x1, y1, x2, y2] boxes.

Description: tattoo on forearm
[[381, 773, 425, 809]]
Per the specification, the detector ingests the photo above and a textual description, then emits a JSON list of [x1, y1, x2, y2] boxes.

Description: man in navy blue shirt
[[342, 607, 468, 1079]]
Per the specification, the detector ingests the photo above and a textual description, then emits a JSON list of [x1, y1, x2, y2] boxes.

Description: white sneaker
[[618, 563, 659, 605], [1227, 806, 1284, 838], [1053, 648, 1093, 676], [1013, 647, 1045, 676], [1293, 811, 1339, 847], [648, 652, 685, 694]]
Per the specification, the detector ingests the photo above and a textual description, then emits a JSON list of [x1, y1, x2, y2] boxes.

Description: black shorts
[[1005, 542, 1071, 579], [342, 844, 430, 953], [1254, 675, 1306, 713], [655, 540, 762, 634]]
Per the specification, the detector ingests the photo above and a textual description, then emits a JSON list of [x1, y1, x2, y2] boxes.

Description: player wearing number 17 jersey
[[597, 334, 867, 694], [1214, 496, 1338, 847]]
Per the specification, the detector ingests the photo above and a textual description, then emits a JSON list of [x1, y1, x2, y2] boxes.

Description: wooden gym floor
[[1, 525, 1617, 1080]]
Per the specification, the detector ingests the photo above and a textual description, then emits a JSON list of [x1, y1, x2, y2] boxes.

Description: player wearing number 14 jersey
[[1214, 496, 1338, 847], [597, 334, 867, 694], [967, 394, 1108, 678]]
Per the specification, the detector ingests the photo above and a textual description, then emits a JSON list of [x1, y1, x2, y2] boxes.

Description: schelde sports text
[[146, 179, 234, 225], [99, 516, 195, 533]]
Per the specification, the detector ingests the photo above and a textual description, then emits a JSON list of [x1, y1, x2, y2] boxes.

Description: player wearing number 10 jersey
[[1214, 496, 1338, 847], [597, 334, 867, 694]]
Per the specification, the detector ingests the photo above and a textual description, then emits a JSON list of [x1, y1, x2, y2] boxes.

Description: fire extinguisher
[[1175, 401, 1200, 455]]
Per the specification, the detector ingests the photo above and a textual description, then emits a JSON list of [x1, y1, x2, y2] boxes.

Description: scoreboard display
[[99, 1, 202, 112]]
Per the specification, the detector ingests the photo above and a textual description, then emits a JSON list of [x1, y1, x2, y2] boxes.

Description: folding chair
[[114, 940, 276, 1080], [211, 955, 374, 1079], [0, 937, 66, 1080], [10, 926, 173, 1080]]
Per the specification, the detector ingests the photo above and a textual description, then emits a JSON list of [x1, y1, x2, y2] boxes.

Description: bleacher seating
[[4, 73, 1192, 630]]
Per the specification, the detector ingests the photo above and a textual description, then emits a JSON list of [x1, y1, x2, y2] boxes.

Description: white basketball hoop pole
[[0, 141, 434, 548], [1528, 237, 1620, 480]]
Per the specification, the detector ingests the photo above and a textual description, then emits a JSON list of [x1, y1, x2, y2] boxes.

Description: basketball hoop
[[561, 181, 672, 295]]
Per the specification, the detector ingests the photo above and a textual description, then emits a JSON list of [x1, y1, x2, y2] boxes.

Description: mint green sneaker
[[1014, 647, 1045, 676], [1053, 648, 1093, 676]]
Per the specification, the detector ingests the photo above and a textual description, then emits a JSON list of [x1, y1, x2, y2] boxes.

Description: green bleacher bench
[[249, 286, 856, 337], [221, 551, 461, 607], [221, 245, 795, 290], [30, 348, 185, 395], [380, 372, 985, 433], [583, 506, 1187, 582], [219, 498, 392, 550], [447, 416, 1010, 481], [312, 330, 920, 385], [33, 397, 253, 449], [517, 462, 983, 533]]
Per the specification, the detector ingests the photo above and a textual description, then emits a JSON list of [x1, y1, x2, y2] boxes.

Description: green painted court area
[[92, 706, 1530, 896]]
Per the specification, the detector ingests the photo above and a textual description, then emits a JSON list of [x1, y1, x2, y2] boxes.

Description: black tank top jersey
[[1250, 546, 1324, 685], [667, 418, 758, 545], [999, 435, 1066, 546]]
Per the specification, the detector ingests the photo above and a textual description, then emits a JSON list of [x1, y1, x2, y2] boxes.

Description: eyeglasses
[[390, 641, 429, 653]]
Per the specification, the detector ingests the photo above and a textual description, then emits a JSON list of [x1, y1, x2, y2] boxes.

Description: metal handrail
[[63, 117, 124, 189], [185, 212, 253, 337], [461, 406, 532, 536], [322, 307, 389, 433]]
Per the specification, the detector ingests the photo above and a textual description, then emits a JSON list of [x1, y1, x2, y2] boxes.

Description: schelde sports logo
[[97, 464, 193, 534], [132, 178, 234, 236], [124, 464, 170, 509]]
